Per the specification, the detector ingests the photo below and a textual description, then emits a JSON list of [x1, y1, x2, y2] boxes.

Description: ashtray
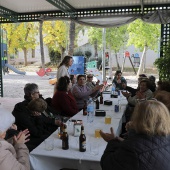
[[95, 110, 106, 116], [110, 94, 118, 98], [104, 100, 112, 105]]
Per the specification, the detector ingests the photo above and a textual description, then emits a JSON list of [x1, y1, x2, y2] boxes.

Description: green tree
[[154, 39, 170, 81], [88, 27, 102, 59], [2, 23, 18, 61], [2, 23, 38, 66], [68, 20, 76, 56], [127, 19, 160, 76], [43, 21, 67, 60], [106, 26, 128, 69]]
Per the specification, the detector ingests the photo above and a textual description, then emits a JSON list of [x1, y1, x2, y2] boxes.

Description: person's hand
[[10, 124, 17, 130], [121, 91, 131, 98], [100, 127, 115, 142], [55, 119, 63, 127], [13, 131, 30, 144], [22, 129, 30, 136], [136, 91, 146, 99], [93, 84, 103, 91], [117, 79, 121, 84], [32, 111, 41, 116], [122, 82, 127, 89], [125, 121, 133, 131], [96, 80, 100, 85]]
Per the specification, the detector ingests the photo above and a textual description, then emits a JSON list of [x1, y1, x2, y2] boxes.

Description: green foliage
[[49, 49, 61, 64], [85, 50, 92, 59], [127, 19, 160, 51], [2, 23, 38, 55], [154, 40, 170, 81], [43, 21, 67, 52], [73, 50, 84, 56], [106, 25, 128, 53]]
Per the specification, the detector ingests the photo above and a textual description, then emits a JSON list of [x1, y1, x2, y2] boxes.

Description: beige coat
[[0, 139, 30, 170]]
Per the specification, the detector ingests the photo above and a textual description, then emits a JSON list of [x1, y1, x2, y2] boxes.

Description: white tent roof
[[0, 0, 169, 13]]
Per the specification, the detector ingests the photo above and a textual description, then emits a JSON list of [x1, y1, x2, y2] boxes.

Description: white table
[[30, 94, 127, 170]]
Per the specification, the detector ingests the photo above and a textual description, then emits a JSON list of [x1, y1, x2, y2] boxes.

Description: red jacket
[[52, 91, 78, 117]]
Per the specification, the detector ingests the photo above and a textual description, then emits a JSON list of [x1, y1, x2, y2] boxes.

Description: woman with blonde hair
[[100, 100, 170, 170]]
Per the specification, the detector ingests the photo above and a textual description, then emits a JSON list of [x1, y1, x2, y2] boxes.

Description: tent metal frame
[[0, 1, 170, 96]]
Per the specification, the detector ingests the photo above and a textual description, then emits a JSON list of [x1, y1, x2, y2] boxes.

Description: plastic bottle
[[111, 83, 116, 94], [87, 98, 94, 123]]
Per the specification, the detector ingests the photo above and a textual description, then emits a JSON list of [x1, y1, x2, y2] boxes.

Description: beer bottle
[[96, 98, 99, 109], [62, 124, 69, 150], [83, 100, 87, 116], [100, 92, 103, 104], [79, 125, 86, 152], [59, 123, 64, 140]]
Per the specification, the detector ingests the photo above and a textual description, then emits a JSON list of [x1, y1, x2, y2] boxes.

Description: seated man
[[12, 83, 62, 151], [86, 74, 100, 89], [72, 75, 103, 110], [86, 74, 100, 97]]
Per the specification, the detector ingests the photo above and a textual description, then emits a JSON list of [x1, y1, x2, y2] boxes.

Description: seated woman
[[72, 75, 103, 110], [112, 70, 127, 90], [52, 76, 78, 117], [100, 100, 170, 170], [0, 108, 30, 169], [122, 79, 153, 106], [154, 90, 170, 112], [157, 80, 170, 92]]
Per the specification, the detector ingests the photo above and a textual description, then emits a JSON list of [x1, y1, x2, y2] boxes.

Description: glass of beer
[[95, 129, 101, 138], [105, 116, 111, 124]]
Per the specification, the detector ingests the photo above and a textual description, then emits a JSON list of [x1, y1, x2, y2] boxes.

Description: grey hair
[[24, 83, 38, 97]]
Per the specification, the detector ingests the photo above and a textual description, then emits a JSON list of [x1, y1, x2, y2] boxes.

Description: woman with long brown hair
[[57, 56, 73, 80]]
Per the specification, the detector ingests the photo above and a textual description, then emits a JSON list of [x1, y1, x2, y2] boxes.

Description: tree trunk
[[23, 48, 28, 66], [115, 53, 120, 70], [32, 49, 35, 58], [142, 51, 147, 73], [137, 45, 147, 77], [39, 21, 45, 69], [60, 45, 65, 61], [68, 20, 75, 56], [94, 39, 98, 58]]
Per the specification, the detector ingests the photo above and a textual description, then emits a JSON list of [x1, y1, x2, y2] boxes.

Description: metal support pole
[[102, 28, 106, 81], [0, 25, 3, 96]]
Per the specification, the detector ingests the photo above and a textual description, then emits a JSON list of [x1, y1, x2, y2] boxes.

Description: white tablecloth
[[30, 94, 127, 170]]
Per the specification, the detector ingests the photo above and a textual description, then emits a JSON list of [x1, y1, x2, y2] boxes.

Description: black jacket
[[12, 100, 58, 151], [101, 134, 170, 170]]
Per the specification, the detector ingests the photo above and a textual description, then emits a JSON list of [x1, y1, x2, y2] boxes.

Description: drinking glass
[[105, 116, 111, 124], [44, 139, 54, 151], [90, 142, 99, 155], [95, 129, 101, 138]]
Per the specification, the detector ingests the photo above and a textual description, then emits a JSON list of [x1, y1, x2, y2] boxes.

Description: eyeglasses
[[32, 91, 40, 94], [87, 77, 93, 78]]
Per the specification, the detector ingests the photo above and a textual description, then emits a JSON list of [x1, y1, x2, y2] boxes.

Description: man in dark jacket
[[12, 83, 61, 151]]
